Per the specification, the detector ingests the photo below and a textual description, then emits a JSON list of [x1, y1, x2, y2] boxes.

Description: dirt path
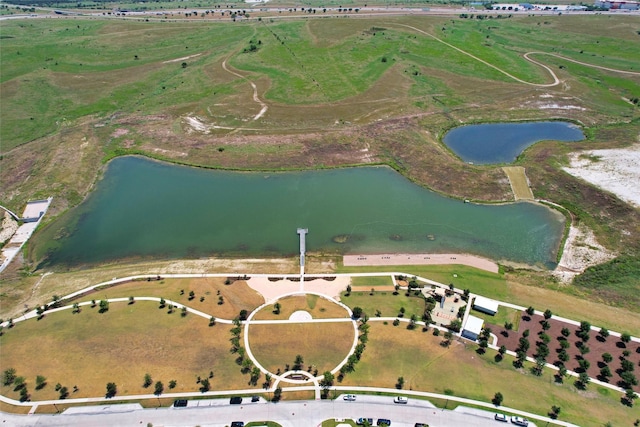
[[222, 57, 268, 120], [396, 24, 640, 87]]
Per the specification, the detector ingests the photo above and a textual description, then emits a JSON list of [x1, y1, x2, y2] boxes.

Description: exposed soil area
[[487, 312, 640, 392]]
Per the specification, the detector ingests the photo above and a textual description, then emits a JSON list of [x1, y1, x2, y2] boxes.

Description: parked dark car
[[229, 396, 243, 404], [377, 418, 391, 426], [230, 422, 244, 427], [173, 399, 187, 408]]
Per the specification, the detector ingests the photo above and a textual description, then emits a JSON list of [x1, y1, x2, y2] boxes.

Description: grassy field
[[349, 276, 394, 288], [338, 264, 508, 300], [341, 322, 638, 427], [0, 301, 247, 401], [338, 264, 640, 335], [502, 166, 534, 200], [1, 11, 640, 420], [247, 323, 355, 374], [252, 294, 349, 320], [471, 305, 521, 330], [78, 277, 265, 320], [341, 290, 426, 319]]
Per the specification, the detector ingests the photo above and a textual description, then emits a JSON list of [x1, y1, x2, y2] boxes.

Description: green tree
[[623, 388, 638, 407], [621, 332, 632, 344], [577, 372, 590, 389], [561, 327, 570, 337], [181, 306, 188, 317], [272, 386, 282, 402], [543, 309, 552, 319], [249, 367, 261, 386], [293, 354, 304, 370], [143, 373, 152, 388], [209, 316, 216, 326], [320, 371, 334, 389], [549, 405, 561, 419], [199, 378, 210, 392], [106, 382, 117, 398], [600, 366, 612, 380], [492, 391, 503, 406], [72, 302, 80, 314], [99, 299, 109, 313], [525, 306, 534, 316], [35, 375, 46, 390], [602, 352, 613, 363], [396, 376, 405, 389], [2, 368, 16, 386], [273, 302, 281, 314], [14, 376, 26, 390], [351, 306, 363, 319], [598, 327, 609, 340], [154, 381, 164, 395], [159, 298, 166, 308], [168, 380, 177, 389], [128, 296, 135, 305], [59, 386, 69, 399], [188, 290, 195, 300]]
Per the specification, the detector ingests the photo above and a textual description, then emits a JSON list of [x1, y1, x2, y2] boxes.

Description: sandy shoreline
[[343, 253, 499, 273]]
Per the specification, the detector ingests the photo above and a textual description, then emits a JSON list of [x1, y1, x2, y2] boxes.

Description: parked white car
[[511, 416, 529, 426], [393, 396, 408, 404], [343, 394, 357, 401]]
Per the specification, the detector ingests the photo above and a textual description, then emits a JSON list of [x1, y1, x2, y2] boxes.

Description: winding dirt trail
[[222, 57, 268, 120], [397, 24, 640, 87], [397, 23, 560, 87]]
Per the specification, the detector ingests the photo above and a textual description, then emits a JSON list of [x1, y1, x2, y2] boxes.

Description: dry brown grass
[[252, 294, 349, 320], [247, 323, 355, 374], [341, 322, 637, 427], [0, 258, 295, 320], [0, 301, 251, 402], [89, 277, 264, 320], [502, 166, 534, 200]]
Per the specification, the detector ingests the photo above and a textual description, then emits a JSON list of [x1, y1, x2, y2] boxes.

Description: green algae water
[[36, 156, 565, 268]]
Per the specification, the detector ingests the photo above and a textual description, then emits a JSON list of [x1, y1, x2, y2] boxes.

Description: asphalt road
[[1, 395, 527, 427]]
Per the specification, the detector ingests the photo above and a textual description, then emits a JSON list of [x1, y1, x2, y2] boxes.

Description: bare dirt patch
[[555, 223, 615, 283], [563, 144, 640, 209]]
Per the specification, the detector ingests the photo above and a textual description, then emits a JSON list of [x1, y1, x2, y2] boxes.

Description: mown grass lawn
[[341, 290, 425, 319], [0, 301, 249, 402], [341, 322, 636, 427]]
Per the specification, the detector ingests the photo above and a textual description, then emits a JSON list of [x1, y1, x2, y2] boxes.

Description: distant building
[[594, 0, 639, 9], [490, 3, 587, 10], [462, 315, 485, 341], [473, 295, 499, 316]]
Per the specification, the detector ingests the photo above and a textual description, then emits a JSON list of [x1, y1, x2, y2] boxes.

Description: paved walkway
[[1, 270, 636, 422]]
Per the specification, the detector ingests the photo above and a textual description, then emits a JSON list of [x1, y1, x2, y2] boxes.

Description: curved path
[[222, 57, 268, 120], [396, 24, 640, 88], [2, 271, 636, 420]]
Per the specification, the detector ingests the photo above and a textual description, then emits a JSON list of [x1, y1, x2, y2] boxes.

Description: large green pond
[[35, 156, 565, 268]]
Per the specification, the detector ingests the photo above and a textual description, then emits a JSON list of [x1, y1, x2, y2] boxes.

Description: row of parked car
[[495, 413, 529, 426]]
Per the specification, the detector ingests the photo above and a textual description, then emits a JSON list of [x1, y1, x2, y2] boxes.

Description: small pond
[[34, 156, 566, 269], [443, 121, 584, 164]]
